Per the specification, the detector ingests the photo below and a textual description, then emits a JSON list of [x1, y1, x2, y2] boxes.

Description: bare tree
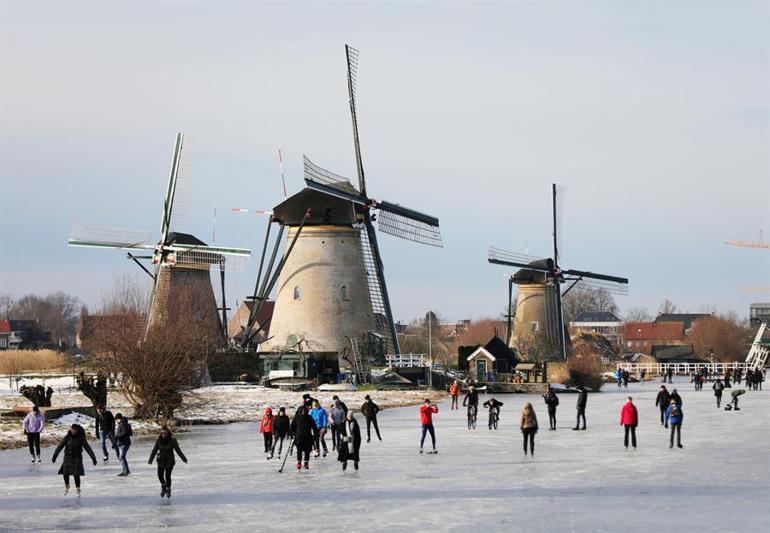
[[84, 278, 218, 422], [563, 286, 618, 324], [0, 292, 14, 319], [9, 292, 80, 348], [658, 299, 678, 315], [624, 306, 652, 322]]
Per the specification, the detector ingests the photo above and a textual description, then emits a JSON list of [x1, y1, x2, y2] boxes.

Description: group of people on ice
[[22, 404, 187, 498], [259, 393, 382, 472]]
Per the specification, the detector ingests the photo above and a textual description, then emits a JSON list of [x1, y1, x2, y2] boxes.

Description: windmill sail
[[345, 44, 366, 194], [359, 223, 398, 354], [68, 224, 152, 250], [377, 208, 443, 247], [160, 133, 193, 243]]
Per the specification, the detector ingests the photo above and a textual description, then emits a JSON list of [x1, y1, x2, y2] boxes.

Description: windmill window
[[531, 321, 539, 332], [340, 285, 349, 301], [293, 286, 301, 301]]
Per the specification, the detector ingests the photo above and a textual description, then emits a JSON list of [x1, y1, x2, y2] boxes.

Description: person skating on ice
[[361, 395, 382, 442], [655, 386, 670, 427], [712, 378, 725, 408], [543, 388, 559, 430], [260, 407, 275, 459], [271, 407, 290, 459], [309, 400, 329, 458], [52, 423, 97, 497], [419, 399, 438, 454], [338, 410, 362, 471], [114, 413, 132, 476], [329, 399, 346, 452], [94, 405, 116, 463], [22, 405, 44, 463], [449, 380, 460, 410], [520, 402, 538, 456], [148, 425, 187, 498], [572, 385, 587, 430], [620, 396, 638, 449], [665, 398, 684, 449], [290, 404, 318, 470]]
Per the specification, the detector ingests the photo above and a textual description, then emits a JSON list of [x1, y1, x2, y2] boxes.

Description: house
[[651, 344, 708, 364], [466, 335, 520, 382], [623, 321, 685, 354], [750, 303, 770, 325], [656, 313, 711, 335], [0, 320, 10, 350], [227, 300, 275, 345], [569, 311, 624, 349], [6, 320, 51, 350], [437, 320, 471, 339]]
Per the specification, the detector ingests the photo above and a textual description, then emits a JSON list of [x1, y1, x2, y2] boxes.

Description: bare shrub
[[85, 277, 220, 422], [565, 355, 604, 390]]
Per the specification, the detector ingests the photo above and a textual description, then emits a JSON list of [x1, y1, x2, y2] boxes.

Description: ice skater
[[338, 411, 362, 471], [260, 407, 275, 459], [148, 425, 187, 498], [361, 395, 382, 442], [655, 386, 670, 426], [620, 396, 638, 449], [329, 399, 346, 451], [543, 388, 559, 430], [290, 404, 318, 470], [52, 424, 97, 496], [449, 380, 460, 410], [271, 407, 290, 459], [665, 398, 684, 449], [419, 399, 438, 454], [520, 402, 538, 456], [114, 413, 132, 476], [712, 378, 725, 408], [572, 385, 587, 431], [94, 405, 116, 463], [23, 405, 44, 463], [310, 400, 329, 457]]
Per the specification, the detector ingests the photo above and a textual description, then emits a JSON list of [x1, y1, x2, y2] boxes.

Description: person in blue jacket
[[310, 400, 329, 458], [615, 368, 623, 388], [664, 398, 684, 449]]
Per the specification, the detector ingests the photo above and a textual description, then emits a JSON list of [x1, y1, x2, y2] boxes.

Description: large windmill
[[489, 184, 628, 360], [68, 133, 251, 340], [259, 45, 442, 356]]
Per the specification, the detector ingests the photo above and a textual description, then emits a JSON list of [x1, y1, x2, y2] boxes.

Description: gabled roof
[[467, 346, 495, 362], [230, 300, 275, 340], [624, 321, 685, 341], [572, 311, 623, 323], [656, 313, 711, 330], [483, 335, 521, 365], [0, 320, 10, 333]]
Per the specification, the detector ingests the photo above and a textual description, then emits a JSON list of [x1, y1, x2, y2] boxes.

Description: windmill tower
[[260, 45, 443, 356], [489, 184, 628, 359], [68, 133, 251, 341]]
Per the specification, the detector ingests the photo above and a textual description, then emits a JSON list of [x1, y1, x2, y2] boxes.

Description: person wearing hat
[[260, 407, 275, 459], [148, 425, 188, 498], [337, 410, 362, 471], [271, 407, 290, 459], [52, 424, 97, 496], [361, 395, 382, 442], [23, 405, 45, 463]]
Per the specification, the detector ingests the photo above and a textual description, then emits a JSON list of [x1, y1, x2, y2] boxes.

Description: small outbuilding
[[466, 335, 520, 382]]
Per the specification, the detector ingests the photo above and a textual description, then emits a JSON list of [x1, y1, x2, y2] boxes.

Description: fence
[[385, 353, 428, 368], [616, 362, 752, 376]]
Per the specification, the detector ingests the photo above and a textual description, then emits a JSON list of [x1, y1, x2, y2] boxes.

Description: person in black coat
[[337, 411, 362, 471], [271, 407, 291, 459], [52, 424, 97, 496], [572, 386, 587, 430], [114, 413, 132, 476], [655, 386, 670, 426], [95, 405, 116, 462], [670, 389, 683, 407], [361, 395, 382, 442], [543, 388, 559, 430], [148, 425, 187, 498], [290, 405, 318, 471]]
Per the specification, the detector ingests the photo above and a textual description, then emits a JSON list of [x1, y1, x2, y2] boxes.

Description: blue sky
[[1, 1, 768, 322]]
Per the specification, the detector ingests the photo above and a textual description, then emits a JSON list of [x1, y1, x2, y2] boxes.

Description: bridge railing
[[385, 353, 429, 368], [616, 362, 751, 375]]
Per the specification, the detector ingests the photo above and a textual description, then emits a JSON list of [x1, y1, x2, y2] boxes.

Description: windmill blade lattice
[[171, 249, 249, 272], [167, 135, 194, 236], [303, 156, 361, 196], [488, 246, 546, 266], [69, 223, 152, 249], [377, 209, 443, 247], [565, 277, 629, 296], [553, 184, 566, 264]]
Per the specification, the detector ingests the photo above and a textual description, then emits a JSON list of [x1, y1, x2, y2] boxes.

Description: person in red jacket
[[619, 397, 639, 449], [419, 399, 439, 454], [259, 407, 275, 459]]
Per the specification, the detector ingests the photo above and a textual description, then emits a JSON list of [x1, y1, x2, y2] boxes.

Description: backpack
[[669, 405, 681, 418], [126, 423, 133, 437]]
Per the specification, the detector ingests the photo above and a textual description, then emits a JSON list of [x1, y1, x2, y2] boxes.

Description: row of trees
[[0, 291, 80, 349]]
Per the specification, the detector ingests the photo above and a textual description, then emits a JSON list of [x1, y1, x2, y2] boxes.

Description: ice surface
[[0, 379, 769, 532]]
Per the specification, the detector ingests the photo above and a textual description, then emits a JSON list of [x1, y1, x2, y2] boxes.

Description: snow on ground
[[0, 378, 769, 532]]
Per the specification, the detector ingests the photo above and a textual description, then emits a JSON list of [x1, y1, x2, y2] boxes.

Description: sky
[[1, 1, 768, 324]]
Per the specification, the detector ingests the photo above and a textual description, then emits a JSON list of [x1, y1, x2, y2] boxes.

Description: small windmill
[[68, 133, 251, 339], [489, 184, 628, 360], [258, 45, 442, 357]]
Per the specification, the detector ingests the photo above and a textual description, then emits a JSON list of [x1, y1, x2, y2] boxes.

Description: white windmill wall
[[511, 283, 561, 357], [261, 225, 376, 355]]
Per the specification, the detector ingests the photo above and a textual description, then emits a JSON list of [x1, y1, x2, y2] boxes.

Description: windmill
[[489, 184, 628, 360], [258, 45, 442, 357], [68, 133, 251, 340]]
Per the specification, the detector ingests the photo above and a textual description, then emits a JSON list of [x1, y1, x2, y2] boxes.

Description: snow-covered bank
[[0, 385, 445, 450]]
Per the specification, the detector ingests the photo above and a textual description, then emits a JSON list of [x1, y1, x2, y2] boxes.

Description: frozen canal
[[1, 379, 769, 532]]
